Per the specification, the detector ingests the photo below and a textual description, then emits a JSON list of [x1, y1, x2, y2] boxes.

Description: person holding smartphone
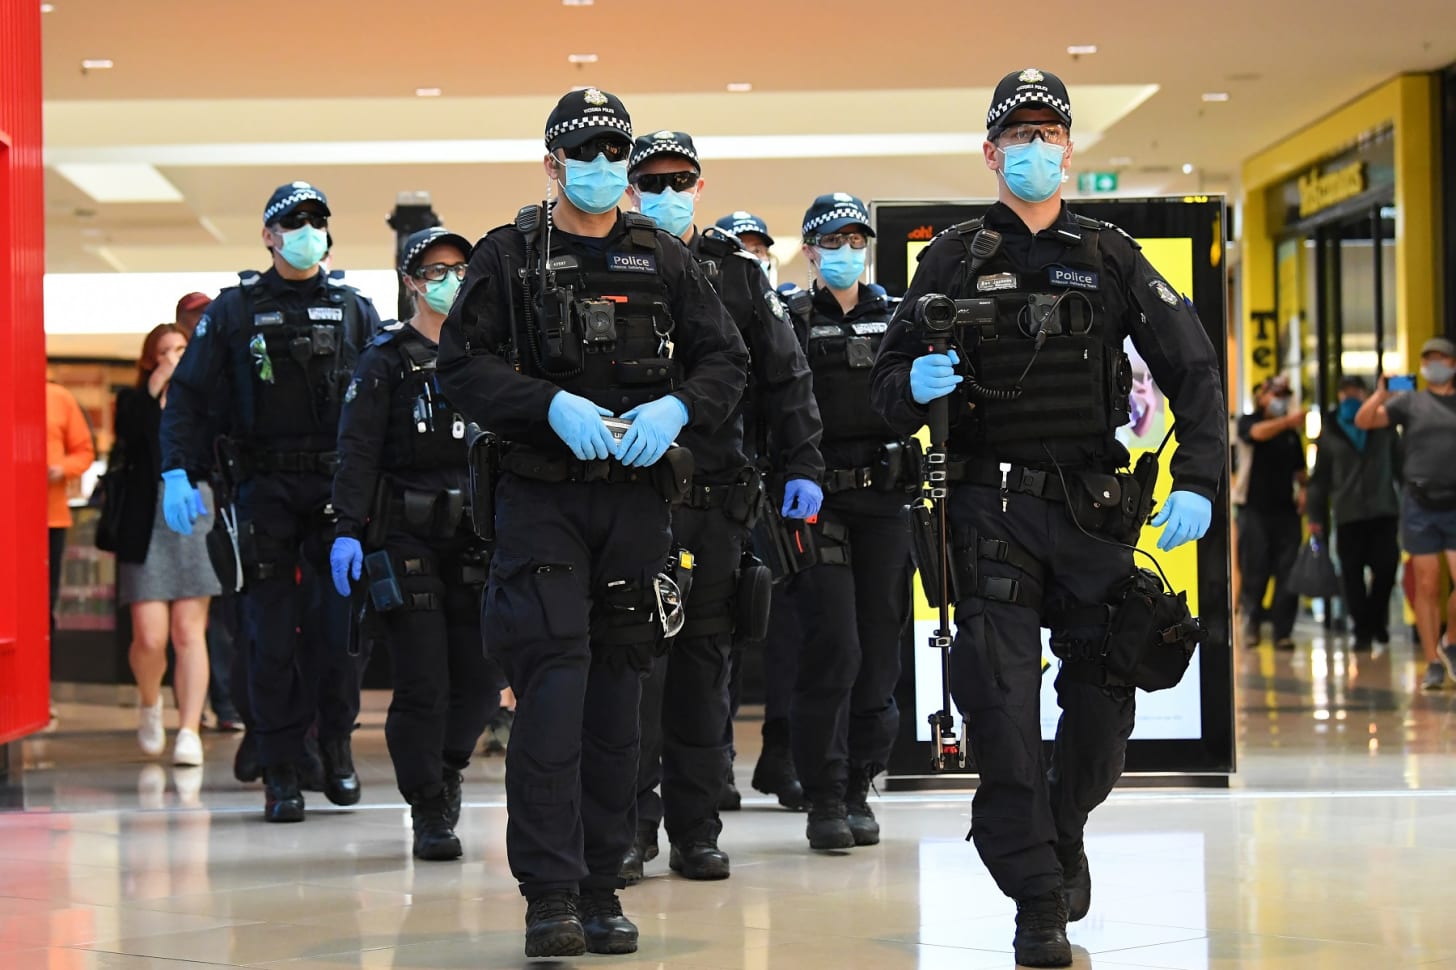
[[1355, 337, 1456, 690]]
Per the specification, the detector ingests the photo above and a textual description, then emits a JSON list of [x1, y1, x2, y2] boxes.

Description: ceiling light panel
[[54, 163, 184, 203]]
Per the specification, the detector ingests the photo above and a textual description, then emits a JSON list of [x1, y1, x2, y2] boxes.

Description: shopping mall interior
[[4, 1, 1456, 967]]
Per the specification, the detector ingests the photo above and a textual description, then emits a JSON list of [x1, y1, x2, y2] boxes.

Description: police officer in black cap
[[436, 90, 747, 958], [783, 191, 915, 852], [160, 181, 381, 822], [715, 211, 775, 277], [871, 69, 1224, 967], [620, 131, 824, 882], [328, 227, 504, 861]]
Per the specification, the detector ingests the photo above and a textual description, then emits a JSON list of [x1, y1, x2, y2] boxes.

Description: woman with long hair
[[113, 323, 220, 765]]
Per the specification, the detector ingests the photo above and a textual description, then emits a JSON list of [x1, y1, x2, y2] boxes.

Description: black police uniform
[[632, 222, 823, 873], [161, 263, 380, 804], [871, 200, 1225, 901], [787, 278, 915, 832], [333, 319, 503, 846], [436, 209, 747, 902]]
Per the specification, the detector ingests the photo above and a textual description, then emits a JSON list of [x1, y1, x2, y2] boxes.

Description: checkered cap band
[[544, 114, 633, 147], [401, 229, 470, 273], [629, 140, 699, 171], [803, 205, 871, 236], [263, 187, 327, 224], [986, 90, 1073, 129]]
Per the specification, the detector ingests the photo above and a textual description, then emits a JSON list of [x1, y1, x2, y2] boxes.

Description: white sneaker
[[137, 698, 165, 756], [173, 727, 203, 767]]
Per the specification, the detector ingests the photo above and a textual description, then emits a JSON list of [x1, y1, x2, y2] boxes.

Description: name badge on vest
[[851, 321, 887, 335], [608, 252, 657, 273], [308, 306, 344, 321], [976, 273, 1019, 293], [1048, 265, 1099, 290]]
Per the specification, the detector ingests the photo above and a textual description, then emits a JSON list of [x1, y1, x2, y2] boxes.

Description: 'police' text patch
[[608, 253, 657, 273], [1048, 266, 1099, 290]]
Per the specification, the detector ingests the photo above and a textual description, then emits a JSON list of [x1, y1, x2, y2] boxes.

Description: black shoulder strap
[[396, 333, 436, 371], [622, 211, 661, 251]]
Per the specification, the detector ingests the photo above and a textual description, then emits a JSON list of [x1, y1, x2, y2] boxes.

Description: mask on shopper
[[1266, 397, 1289, 417], [1421, 361, 1456, 386]]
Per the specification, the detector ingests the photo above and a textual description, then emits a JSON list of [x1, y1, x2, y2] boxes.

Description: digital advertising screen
[[872, 197, 1234, 783]]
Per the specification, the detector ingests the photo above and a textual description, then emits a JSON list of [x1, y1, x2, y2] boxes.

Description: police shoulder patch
[[1150, 279, 1180, 306], [766, 292, 788, 323], [343, 378, 359, 404], [193, 314, 209, 338], [608, 252, 657, 273]]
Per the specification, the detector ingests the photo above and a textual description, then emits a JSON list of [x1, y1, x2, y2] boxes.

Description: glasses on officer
[[631, 171, 699, 194], [992, 122, 1071, 147], [808, 231, 869, 251], [413, 262, 468, 282], [275, 210, 329, 231], [559, 136, 632, 164]]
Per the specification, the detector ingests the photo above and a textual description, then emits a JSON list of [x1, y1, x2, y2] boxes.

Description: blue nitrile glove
[[910, 349, 962, 405], [330, 537, 363, 598], [548, 391, 616, 461], [1151, 490, 1213, 551], [616, 396, 689, 468], [161, 468, 207, 535], [782, 478, 824, 519]]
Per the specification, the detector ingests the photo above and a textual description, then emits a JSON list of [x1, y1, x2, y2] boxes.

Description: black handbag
[[1289, 535, 1341, 599], [92, 441, 128, 554]]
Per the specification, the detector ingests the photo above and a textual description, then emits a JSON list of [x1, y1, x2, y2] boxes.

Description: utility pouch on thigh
[[735, 551, 773, 642], [1065, 569, 1202, 691], [363, 550, 405, 612], [237, 521, 282, 583], [876, 441, 905, 492], [591, 578, 664, 671], [910, 502, 952, 608]]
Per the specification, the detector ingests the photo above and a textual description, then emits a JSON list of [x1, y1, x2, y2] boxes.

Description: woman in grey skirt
[[113, 324, 221, 766]]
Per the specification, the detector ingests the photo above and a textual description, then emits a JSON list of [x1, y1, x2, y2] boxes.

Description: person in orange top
[[46, 379, 97, 638]]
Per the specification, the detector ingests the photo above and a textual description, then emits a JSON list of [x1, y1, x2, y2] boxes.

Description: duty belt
[[499, 449, 654, 487], [823, 465, 877, 493], [248, 449, 339, 475], [945, 459, 1071, 503], [683, 482, 734, 509]]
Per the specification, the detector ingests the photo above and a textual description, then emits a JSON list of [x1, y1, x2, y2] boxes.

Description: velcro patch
[[976, 273, 1019, 293], [851, 321, 887, 335], [608, 252, 657, 273], [1048, 266, 1099, 290], [308, 306, 344, 321]]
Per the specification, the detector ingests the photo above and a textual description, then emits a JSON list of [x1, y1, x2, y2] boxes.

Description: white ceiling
[[37, 0, 1456, 278]]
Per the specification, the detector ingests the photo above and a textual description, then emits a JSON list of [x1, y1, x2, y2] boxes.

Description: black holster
[[467, 431, 499, 542], [750, 504, 819, 581], [735, 551, 773, 642], [1055, 568, 1203, 692]]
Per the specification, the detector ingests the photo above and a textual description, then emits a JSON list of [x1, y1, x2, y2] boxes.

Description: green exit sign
[[1077, 171, 1118, 193]]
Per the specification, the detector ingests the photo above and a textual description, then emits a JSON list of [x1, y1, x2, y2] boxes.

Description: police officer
[[436, 90, 747, 958], [329, 228, 503, 861], [870, 69, 1225, 967], [713, 210, 810, 811], [160, 181, 380, 823], [784, 192, 915, 852], [620, 132, 824, 882]]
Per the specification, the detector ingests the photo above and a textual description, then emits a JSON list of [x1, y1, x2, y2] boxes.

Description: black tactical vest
[[802, 290, 898, 445], [521, 212, 680, 416], [377, 326, 469, 472], [236, 270, 360, 443], [947, 219, 1131, 453]]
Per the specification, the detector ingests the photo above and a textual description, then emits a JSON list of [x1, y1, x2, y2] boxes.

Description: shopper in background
[[174, 292, 211, 340], [1233, 375, 1308, 649], [1306, 375, 1401, 652], [46, 377, 96, 643], [113, 324, 220, 765], [1355, 337, 1456, 690]]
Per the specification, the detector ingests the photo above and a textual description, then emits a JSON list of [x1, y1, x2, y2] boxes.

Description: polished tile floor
[[6, 624, 1456, 969]]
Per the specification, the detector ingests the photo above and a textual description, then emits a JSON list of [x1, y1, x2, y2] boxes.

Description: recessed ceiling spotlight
[[415, 87, 442, 97], [726, 82, 752, 93], [1066, 44, 1098, 55], [1182, 163, 1196, 174], [1201, 92, 1230, 102], [567, 53, 599, 64], [562, 0, 594, 5], [1109, 156, 1133, 167], [40, 3, 55, 12], [80, 58, 113, 70]]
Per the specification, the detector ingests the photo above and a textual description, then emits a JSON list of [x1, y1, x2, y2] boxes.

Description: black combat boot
[[1013, 891, 1072, 967], [523, 890, 586, 958], [407, 789, 462, 861], [318, 735, 361, 806], [233, 730, 260, 783], [805, 798, 854, 850], [619, 823, 659, 886], [845, 764, 880, 846], [751, 731, 807, 811], [263, 764, 305, 823], [441, 765, 464, 829], [579, 889, 639, 954], [669, 840, 731, 880], [1059, 846, 1091, 922]]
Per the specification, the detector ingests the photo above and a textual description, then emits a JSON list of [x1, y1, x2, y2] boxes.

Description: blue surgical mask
[[421, 275, 461, 315], [1337, 397, 1361, 421], [1421, 361, 1456, 386], [999, 140, 1067, 203], [637, 187, 696, 237], [559, 154, 628, 215], [816, 246, 866, 290], [277, 225, 329, 270]]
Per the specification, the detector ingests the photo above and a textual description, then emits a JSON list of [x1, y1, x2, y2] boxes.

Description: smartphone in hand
[[1387, 374, 1416, 392]]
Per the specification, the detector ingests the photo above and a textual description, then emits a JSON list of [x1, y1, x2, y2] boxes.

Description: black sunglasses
[[561, 136, 631, 164], [632, 171, 699, 194], [276, 211, 328, 231]]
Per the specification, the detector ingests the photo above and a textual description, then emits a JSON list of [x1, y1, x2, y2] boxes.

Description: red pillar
[[0, 0, 51, 744]]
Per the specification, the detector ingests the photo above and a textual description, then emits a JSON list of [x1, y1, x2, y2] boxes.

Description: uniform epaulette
[[238, 269, 262, 287], [1070, 213, 1103, 232], [1097, 218, 1142, 250], [622, 211, 660, 249], [696, 227, 741, 261], [918, 217, 985, 262], [371, 321, 406, 346]]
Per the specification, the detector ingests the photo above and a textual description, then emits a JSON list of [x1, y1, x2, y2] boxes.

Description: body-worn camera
[[575, 299, 618, 346]]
